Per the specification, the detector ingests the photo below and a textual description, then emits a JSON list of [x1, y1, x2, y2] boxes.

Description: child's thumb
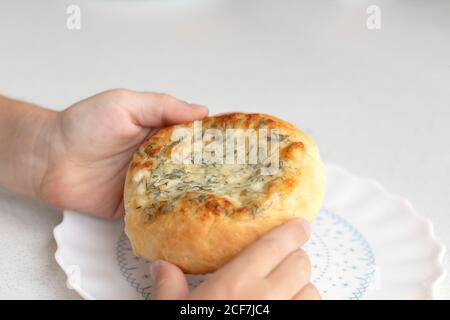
[[150, 260, 189, 300]]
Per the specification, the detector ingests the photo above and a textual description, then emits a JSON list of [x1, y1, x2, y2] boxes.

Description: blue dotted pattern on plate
[[116, 210, 375, 300]]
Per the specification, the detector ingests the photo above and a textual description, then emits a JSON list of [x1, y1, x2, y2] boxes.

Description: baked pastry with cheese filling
[[124, 112, 325, 274]]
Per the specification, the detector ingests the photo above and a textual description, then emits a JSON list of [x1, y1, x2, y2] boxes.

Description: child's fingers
[[100, 89, 208, 127], [293, 283, 321, 300], [131, 92, 208, 127], [150, 260, 189, 300], [266, 249, 311, 298], [220, 219, 310, 278]]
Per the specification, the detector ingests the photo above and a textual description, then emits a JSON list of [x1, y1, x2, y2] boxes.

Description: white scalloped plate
[[54, 164, 445, 300]]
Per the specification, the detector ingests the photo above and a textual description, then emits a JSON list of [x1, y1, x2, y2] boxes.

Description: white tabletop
[[0, 0, 448, 299]]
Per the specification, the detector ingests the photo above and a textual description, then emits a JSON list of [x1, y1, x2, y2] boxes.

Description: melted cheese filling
[[133, 161, 281, 208], [132, 126, 294, 214]]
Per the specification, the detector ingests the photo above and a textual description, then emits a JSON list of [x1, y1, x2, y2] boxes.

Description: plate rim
[[325, 164, 447, 298], [54, 219, 95, 300]]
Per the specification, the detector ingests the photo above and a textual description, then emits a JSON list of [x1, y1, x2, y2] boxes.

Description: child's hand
[[150, 219, 320, 300], [39, 89, 208, 218]]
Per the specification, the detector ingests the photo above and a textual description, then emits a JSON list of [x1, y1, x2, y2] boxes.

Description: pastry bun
[[124, 112, 325, 274]]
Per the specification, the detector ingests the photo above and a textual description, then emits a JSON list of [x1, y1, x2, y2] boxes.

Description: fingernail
[[150, 260, 161, 280]]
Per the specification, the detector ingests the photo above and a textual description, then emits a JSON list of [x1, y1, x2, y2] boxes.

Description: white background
[[0, 0, 448, 299]]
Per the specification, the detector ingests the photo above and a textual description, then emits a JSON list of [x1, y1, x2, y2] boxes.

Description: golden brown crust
[[124, 112, 325, 274]]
